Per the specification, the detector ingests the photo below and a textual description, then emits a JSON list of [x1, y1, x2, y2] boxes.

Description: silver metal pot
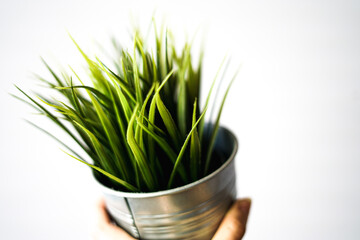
[[95, 126, 238, 240]]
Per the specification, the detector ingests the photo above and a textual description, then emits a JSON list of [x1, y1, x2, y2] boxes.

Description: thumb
[[93, 198, 135, 240], [212, 198, 251, 240]]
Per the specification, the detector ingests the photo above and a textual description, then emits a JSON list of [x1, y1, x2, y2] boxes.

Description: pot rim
[[95, 125, 238, 199]]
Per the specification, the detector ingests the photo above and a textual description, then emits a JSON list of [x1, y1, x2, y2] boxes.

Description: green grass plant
[[15, 24, 236, 192]]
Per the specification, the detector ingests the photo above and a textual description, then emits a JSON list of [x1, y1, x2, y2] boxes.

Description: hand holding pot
[[93, 198, 251, 240]]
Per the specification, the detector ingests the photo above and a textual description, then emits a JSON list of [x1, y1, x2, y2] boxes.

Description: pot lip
[[95, 125, 238, 199]]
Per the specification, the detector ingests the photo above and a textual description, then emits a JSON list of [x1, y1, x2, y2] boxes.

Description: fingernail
[[239, 198, 251, 212]]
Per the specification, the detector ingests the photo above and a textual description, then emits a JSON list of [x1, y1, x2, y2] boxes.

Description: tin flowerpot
[[94, 126, 238, 240]]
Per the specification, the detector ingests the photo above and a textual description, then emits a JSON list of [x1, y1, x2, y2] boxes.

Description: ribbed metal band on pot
[[95, 126, 238, 240]]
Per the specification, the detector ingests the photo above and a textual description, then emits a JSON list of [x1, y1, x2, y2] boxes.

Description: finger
[[212, 198, 251, 240], [96, 198, 111, 224], [93, 198, 135, 240]]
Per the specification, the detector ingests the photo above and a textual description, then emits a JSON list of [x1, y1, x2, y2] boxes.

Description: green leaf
[[56, 85, 112, 106], [155, 92, 182, 148], [73, 121, 114, 173], [136, 118, 188, 182], [127, 105, 156, 191], [167, 104, 209, 188], [100, 62, 136, 104], [25, 120, 86, 161], [204, 68, 238, 175], [137, 84, 155, 150], [83, 85, 129, 181], [154, 70, 181, 148], [41, 58, 65, 87], [190, 99, 201, 181], [177, 78, 188, 137], [62, 150, 139, 192], [133, 35, 143, 105], [199, 56, 227, 141], [15, 86, 88, 152]]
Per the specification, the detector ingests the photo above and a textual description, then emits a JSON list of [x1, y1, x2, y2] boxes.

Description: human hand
[[212, 198, 251, 240], [93, 198, 251, 240]]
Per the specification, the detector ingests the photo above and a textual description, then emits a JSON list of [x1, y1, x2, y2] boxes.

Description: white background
[[1, 0, 359, 239]]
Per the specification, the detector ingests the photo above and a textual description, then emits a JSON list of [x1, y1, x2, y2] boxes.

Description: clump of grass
[[15, 24, 236, 192]]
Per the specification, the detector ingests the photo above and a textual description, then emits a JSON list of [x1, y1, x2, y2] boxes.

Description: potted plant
[[15, 24, 239, 240]]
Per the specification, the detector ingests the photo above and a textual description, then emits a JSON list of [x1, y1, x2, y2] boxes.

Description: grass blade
[[155, 92, 181, 148], [190, 99, 201, 181], [204, 69, 238, 175], [25, 120, 86, 161], [62, 150, 139, 192], [15, 86, 88, 152], [167, 104, 208, 188], [136, 118, 188, 182], [86, 87, 129, 181], [199, 56, 227, 141], [127, 105, 156, 191]]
